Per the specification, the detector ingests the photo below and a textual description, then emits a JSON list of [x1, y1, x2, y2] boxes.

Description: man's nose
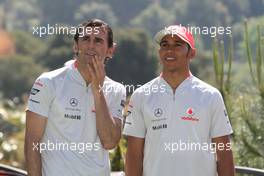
[[87, 40, 95, 49], [167, 44, 178, 51], [164, 47, 174, 53]]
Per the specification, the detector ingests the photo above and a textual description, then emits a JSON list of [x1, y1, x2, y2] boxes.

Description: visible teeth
[[166, 57, 175, 60], [86, 53, 95, 56]]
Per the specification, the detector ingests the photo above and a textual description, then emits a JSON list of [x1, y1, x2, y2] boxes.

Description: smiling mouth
[[165, 57, 176, 61], [86, 53, 96, 56]]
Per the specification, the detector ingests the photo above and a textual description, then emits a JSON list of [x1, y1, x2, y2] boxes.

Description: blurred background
[[0, 0, 263, 173]]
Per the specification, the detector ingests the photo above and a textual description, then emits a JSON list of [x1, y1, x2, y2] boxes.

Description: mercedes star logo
[[70, 98, 78, 107], [154, 108, 163, 117]]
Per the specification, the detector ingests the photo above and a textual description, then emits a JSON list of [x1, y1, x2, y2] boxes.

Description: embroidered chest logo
[[186, 107, 195, 116], [181, 107, 199, 122], [70, 98, 78, 107], [154, 108, 163, 117], [30, 88, 40, 95]]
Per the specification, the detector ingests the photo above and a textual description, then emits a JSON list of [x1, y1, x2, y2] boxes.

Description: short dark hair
[[74, 19, 113, 48]]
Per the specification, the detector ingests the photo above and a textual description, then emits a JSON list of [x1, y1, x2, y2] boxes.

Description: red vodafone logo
[[181, 107, 199, 122], [186, 107, 194, 116]]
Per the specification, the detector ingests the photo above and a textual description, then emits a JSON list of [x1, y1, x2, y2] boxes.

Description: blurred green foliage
[[74, 2, 117, 26], [106, 28, 158, 94], [0, 55, 45, 101], [211, 22, 264, 170]]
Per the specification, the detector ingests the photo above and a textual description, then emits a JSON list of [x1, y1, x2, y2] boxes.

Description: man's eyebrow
[[94, 36, 105, 41], [175, 40, 185, 43], [160, 40, 168, 44], [80, 35, 90, 39]]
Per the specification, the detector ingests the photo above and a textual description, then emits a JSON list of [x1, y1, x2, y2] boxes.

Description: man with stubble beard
[[25, 19, 126, 176]]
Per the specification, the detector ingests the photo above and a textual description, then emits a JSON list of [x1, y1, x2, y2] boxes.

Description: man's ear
[[106, 42, 116, 60], [188, 48, 196, 60], [73, 42, 79, 55]]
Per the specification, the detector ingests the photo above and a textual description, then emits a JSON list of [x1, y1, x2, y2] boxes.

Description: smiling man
[[25, 19, 126, 176], [123, 25, 235, 176]]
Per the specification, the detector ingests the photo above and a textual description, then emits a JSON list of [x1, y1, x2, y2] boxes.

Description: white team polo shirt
[[27, 60, 126, 176], [123, 75, 233, 176]]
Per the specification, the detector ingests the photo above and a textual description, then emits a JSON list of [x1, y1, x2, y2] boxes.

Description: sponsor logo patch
[[69, 98, 78, 107], [34, 80, 43, 87], [30, 88, 40, 95], [29, 99, 40, 104], [64, 114, 81, 120], [152, 124, 167, 130], [154, 108, 163, 117], [181, 107, 199, 122]]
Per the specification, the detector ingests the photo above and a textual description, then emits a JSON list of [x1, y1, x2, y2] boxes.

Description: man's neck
[[161, 69, 191, 93]]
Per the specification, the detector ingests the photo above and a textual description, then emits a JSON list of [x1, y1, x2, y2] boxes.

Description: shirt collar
[[68, 60, 88, 87], [158, 73, 194, 94]]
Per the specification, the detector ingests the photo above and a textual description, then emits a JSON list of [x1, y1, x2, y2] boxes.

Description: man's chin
[[163, 66, 179, 73]]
